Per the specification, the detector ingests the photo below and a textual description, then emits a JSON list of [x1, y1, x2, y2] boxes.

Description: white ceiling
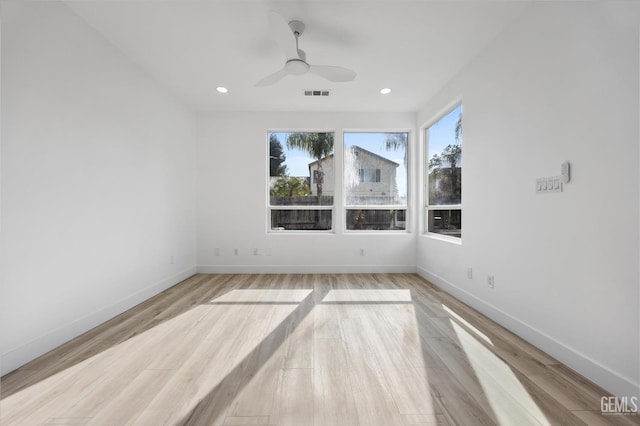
[[65, 1, 533, 113]]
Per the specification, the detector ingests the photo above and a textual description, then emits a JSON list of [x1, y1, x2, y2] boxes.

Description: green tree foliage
[[269, 134, 288, 177], [270, 176, 310, 197], [286, 132, 334, 197], [429, 153, 442, 170]]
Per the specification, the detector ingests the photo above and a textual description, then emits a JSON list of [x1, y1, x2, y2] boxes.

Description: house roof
[[308, 145, 399, 167]]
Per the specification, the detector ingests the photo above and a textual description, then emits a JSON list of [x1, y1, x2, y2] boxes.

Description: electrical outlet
[[253, 248, 259, 256], [234, 249, 239, 256], [360, 248, 365, 256], [487, 275, 495, 289], [467, 267, 473, 279]]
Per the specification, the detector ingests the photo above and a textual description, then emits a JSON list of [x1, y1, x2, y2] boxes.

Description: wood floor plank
[[223, 415, 271, 425], [313, 337, 359, 426], [133, 311, 260, 424], [1, 273, 631, 426], [526, 363, 608, 412], [88, 369, 174, 425], [42, 418, 92, 425], [425, 366, 497, 425], [341, 317, 407, 425], [357, 308, 440, 416], [226, 306, 292, 417], [130, 353, 211, 425], [402, 413, 450, 425], [271, 368, 314, 426], [282, 297, 314, 369], [313, 298, 341, 339], [0, 357, 111, 425]]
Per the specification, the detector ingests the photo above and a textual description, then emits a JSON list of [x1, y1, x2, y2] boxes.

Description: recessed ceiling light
[[216, 86, 228, 93], [380, 88, 391, 95]]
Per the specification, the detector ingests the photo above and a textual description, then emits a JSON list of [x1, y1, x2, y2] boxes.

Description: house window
[[425, 104, 462, 238], [359, 168, 381, 183], [344, 132, 408, 231], [268, 131, 334, 231]]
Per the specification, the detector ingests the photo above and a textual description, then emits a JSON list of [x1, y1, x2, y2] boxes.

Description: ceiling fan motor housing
[[285, 58, 310, 75]]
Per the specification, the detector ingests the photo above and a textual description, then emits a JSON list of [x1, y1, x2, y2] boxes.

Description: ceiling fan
[[255, 12, 357, 86]]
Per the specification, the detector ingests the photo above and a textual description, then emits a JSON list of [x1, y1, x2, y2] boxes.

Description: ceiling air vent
[[304, 90, 330, 97]]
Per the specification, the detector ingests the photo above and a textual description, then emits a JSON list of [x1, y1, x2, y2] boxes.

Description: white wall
[[0, 1, 197, 375], [417, 2, 640, 398], [197, 111, 417, 273]]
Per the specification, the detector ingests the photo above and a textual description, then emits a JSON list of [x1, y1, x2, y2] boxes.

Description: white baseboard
[[197, 264, 417, 274], [417, 266, 640, 400], [0, 267, 197, 376]]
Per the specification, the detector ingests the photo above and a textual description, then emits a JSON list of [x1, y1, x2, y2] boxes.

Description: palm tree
[[455, 114, 462, 144], [384, 133, 408, 166], [286, 132, 334, 197]]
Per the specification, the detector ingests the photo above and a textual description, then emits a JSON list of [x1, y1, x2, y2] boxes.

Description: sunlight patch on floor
[[449, 318, 551, 425], [321, 289, 412, 302], [441, 304, 493, 346], [209, 288, 313, 303]]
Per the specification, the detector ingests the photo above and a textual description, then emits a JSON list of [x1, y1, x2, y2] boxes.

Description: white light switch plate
[[536, 176, 562, 194]]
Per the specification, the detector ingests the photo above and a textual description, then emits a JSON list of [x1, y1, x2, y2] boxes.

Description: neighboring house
[[308, 145, 399, 204], [307, 153, 335, 197]]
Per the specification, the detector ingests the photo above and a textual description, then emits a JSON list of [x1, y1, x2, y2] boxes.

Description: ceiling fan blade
[[309, 65, 356, 82], [268, 11, 299, 60], [255, 67, 288, 87]]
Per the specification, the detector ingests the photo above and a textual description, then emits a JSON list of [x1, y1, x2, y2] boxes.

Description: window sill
[[422, 232, 462, 245], [267, 230, 335, 235], [344, 230, 410, 235]]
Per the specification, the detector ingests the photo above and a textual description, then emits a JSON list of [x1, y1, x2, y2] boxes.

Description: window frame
[[266, 129, 336, 234], [423, 103, 463, 241], [342, 130, 411, 234]]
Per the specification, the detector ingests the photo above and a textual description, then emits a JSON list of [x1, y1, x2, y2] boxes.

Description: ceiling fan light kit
[[256, 12, 356, 86], [285, 59, 310, 75]]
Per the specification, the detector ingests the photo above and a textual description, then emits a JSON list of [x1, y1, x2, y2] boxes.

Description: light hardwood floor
[[1, 274, 637, 425]]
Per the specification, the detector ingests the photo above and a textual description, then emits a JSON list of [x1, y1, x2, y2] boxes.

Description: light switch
[[536, 175, 562, 194]]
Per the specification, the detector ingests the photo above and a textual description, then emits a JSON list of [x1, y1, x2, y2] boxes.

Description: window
[[268, 132, 334, 231], [425, 104, 462, 238], [344, 132, 408, 231], [359, 168, 381, 183]]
